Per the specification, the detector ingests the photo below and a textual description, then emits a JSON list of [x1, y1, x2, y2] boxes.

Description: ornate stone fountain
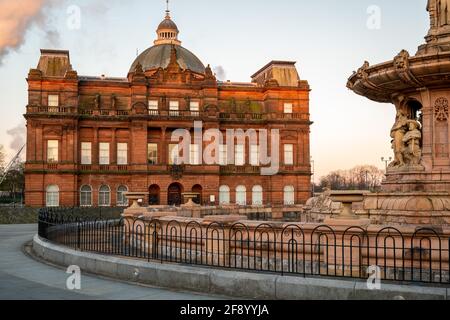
[[345, 1, 450, 225]]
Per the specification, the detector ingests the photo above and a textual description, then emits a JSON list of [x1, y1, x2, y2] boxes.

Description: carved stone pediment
[[132, 102, 147, 115], [43, 126, 62, 137]]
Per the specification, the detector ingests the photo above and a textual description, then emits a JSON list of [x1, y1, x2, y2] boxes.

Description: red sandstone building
[[24, 9, 312, 208]]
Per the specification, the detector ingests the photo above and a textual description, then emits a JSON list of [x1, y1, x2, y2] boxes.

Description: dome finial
[[165, 0, 170, 18], [154, 0, 181, 46]]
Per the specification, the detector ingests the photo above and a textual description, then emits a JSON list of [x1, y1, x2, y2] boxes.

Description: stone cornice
[[347, 51, 450, 103]]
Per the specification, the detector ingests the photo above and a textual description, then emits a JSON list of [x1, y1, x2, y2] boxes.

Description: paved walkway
[[0, 224, 226, 300]]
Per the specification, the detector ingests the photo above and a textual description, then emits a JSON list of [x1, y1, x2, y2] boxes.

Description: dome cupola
[[154, 1, 181, 46]]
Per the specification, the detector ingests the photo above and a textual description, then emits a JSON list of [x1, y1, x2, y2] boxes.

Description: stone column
[[420, 89, 433, 170], [93, 127, 99, 165], [111, 128, 117, 165], [297, 130, 304, 165], [161, 127, 167, 165], [36, 124, 43, 161]]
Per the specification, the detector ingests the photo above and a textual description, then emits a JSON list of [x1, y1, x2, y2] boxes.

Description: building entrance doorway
[[192, 184, 203, 205], [168, 183, 183, 206], [149, 185, 160, 205]]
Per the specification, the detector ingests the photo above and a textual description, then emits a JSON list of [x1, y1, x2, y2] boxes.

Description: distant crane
[[0, 144, 25, 187]]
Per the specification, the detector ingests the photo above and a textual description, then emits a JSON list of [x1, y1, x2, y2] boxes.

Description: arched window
[[99, 185, 111, 207], [284, 186, 295, 205], [117, 185, 128, 207], [219, 185, 230, 205], [80, 185, 92, 207], [46, 185, 59, 207], [236, 185, 247, 206], [252, 185, 263, 206]]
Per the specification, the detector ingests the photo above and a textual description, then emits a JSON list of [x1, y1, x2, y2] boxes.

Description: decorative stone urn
[[181, 192, 201, 208], [324, 191, 371, 227], [124, 192, 147, 209], [329, 191, 366, 219], [122, 192, 148, 217]]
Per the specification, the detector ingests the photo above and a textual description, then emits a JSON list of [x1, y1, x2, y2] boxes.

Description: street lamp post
[[381, 157, 392, 172], [311, 157, 315, 197]]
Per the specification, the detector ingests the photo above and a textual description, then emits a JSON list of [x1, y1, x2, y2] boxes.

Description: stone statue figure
[[402, 120, 422, 166], [111, 94, 117, 109], [389, 110, 409, 167], [94, 94, 100, 109], [428, 0, 450, 27]]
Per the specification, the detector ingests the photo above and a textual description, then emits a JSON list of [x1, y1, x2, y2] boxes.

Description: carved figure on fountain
[[389, 110, 424, 169]]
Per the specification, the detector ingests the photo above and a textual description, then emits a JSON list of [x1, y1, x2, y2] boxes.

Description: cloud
[[7, 122, 26, 154], [213, 66, 227, 81], [0, 0, 59, 65]]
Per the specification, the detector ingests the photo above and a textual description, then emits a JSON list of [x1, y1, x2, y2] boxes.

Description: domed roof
[[158, 17, 178, 31], [129, 44, 206, 74]]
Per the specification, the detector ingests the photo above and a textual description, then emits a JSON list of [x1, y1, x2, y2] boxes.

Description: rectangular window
[[169, 144, 180, 165], [235, 145, 245, 166], [190, 144, 200, 165], [190, 101, 200, 116], [46, 189, 59, 207], [284, 144, 294, 165], [284, 103, 293, 114], [148, 100, 159, 115], [99, 143, 110, 165], [117, 143, 128, 165], [48, 95, 59, 107], [250, 145, 259, 166], [47, 140, 58, 163], [81, 142, 92, 165], [219, 145, 227, 166], [148, 143, 158, 165], [169, 101, 179, 117]]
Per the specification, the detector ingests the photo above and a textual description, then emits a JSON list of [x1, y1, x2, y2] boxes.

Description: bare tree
[[319, 165, 384, 192], [0, 161, 24, 204]]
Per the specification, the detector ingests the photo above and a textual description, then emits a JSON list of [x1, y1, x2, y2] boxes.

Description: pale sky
[[0, 0, 430, 181]]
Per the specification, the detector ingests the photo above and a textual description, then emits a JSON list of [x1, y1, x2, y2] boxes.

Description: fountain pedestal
[[122, 192, 147, 217], [324, 191, 371, 227]]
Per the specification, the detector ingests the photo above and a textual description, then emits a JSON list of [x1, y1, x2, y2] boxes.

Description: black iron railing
[[38, 208, 450, 285]]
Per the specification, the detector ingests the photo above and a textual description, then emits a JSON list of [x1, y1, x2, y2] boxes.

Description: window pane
[[219, 145, 227, 166], [236, 186, 246, 205], [117, 143, 128, 165], [80, 185, 92, 206], [117, 186, 128, 206], [190, 102, 199, 111], [99, 186, 110, 206], [169, 144, 180, 165], [250, 145, 259, 166], [190, 144, 200, 165], [284, 186, 295, 205], [284, 103, 293, 114], [148, 100, 159, 110], [190, 102, 200, 116], [46, 185, 59, 207], [284, 144, 294, 165], [99, 143, 110, 165], [235, 145, 245, 166], [48, 95, 59, 107], [47, 140, 58, 162], [148, 143, 158, 165], [252, 185, 263, 205], [81, 142, 92, 165], [219, 185, 230, 205], [169, 101, 179, 116]]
